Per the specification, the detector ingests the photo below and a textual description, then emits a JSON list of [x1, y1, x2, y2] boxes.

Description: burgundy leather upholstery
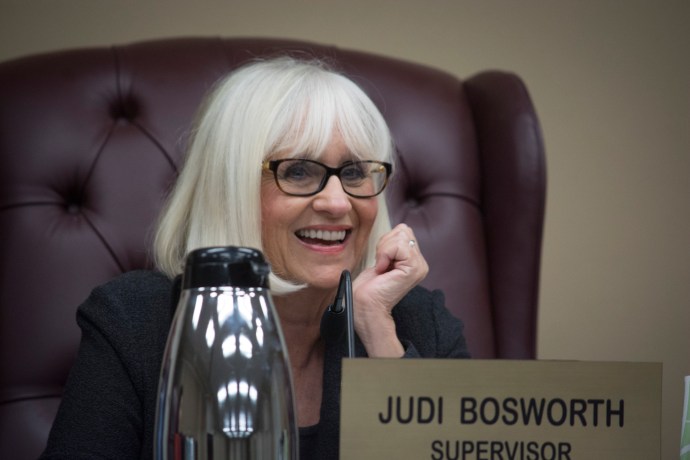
[[0, 37, 546, 458]]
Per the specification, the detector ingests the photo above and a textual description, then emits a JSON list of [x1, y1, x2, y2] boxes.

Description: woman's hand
[[352, 223, 429, 357]]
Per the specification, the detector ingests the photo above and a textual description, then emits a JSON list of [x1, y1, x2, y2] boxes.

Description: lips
[[296, 229, 348, 245]]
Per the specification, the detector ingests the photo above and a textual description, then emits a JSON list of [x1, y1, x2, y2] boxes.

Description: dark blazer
[[41, 270, 469, 459]]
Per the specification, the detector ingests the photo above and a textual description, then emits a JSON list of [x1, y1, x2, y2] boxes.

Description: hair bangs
[[332, 77, 393, 164], [266, 71, 392, 164]]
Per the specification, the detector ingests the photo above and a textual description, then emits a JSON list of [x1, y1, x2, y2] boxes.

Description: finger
[[375, 224, 411, 252], [374, 225, 421, 274]]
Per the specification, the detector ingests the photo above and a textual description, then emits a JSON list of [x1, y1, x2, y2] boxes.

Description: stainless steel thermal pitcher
[[154, 247, 298, 459]]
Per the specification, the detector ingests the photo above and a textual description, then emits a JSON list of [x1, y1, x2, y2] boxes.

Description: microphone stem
[[343, 270, 355, 358]]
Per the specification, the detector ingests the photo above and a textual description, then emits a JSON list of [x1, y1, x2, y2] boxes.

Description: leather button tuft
[[110, 95, 140, 121], [66, 204, 80, 214]]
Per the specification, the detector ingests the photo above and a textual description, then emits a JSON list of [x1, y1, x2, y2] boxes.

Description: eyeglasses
[[262, 158, 392, 198]]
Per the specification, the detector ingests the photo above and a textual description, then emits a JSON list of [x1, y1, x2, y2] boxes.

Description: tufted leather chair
[[0, 37, 546, 459]]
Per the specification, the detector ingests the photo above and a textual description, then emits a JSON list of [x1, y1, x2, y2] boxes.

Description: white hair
[[153, 56, 394, 295]]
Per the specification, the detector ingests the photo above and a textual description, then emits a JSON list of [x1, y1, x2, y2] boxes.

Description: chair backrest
[[0, 37, 546, 459]]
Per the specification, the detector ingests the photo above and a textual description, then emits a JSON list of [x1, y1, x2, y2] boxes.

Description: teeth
[[296, 229, 347, 241]]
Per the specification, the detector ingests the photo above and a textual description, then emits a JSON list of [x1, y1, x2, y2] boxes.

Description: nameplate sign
[[340, 359, 661, 460]]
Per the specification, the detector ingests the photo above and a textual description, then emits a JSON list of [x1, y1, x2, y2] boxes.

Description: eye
[[340, 162, 368, 183], [279, 160, 320, 182]]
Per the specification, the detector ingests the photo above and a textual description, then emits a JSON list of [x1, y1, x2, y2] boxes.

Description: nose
[[312, 175, 352, 215]]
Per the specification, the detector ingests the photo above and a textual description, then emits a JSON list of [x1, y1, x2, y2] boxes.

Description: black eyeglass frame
[[262, 158, 393, 198]]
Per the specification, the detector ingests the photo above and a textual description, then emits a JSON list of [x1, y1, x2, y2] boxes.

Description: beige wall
[[2, 0, 688, 457]]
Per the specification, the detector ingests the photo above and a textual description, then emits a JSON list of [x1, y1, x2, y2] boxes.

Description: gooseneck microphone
[[319, 270, 355, 358]]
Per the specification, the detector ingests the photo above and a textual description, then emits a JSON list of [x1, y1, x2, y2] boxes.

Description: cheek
[[261, 195, 294, 231], [352, 199, 379, 256], [359, 199, 379, 229], [260, 186, 301, 249], [260, 180, 284, 223]]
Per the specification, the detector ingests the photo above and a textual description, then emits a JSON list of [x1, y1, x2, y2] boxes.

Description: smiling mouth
[[296, 229, 349, 246]]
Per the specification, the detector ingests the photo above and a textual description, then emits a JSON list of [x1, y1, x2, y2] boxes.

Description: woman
[[41, 57, 469, 459]]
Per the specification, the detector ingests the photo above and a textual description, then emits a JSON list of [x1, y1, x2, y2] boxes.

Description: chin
[[302, 271, 343, 291]]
